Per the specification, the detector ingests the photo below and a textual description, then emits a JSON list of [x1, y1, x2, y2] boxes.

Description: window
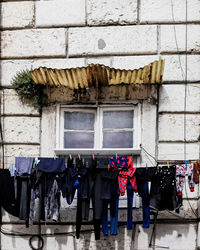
[[57, 105, 141, 153]]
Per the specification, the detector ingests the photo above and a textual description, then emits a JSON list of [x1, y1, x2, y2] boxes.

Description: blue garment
[[127, 182, 134, 230], [9, 163, 15, 177], [142, 181, 150, 228], [15, 157, 34, 176], [38, 158, 65, 173], [108, 156, 128, 170], [102, 198, 119, 236], [135, 165, 151, 228]]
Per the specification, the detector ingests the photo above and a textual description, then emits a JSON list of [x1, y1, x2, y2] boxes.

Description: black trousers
[[0, 169, 19, 222]]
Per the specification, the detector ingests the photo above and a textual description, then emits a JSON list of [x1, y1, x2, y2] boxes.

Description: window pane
[[103, 111, 133, 129], [64, 112, 94, 130], [103, 131, 133, 148], [64, 132, 94, 148]]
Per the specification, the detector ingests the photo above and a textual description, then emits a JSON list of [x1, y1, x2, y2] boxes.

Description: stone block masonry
[[160, 25, 200, 53], [3, 117, 40, 144], [1, 29, 67, 58], [159, 84, 200, 112], [161, 55, 200, 82], [68, 26, 157, 56], [87, 0, 137, 25], [35, 0, 86, 27], [140, 0, 200, 23], [159, 114, 200, 142], [1, 1, 34, 29]]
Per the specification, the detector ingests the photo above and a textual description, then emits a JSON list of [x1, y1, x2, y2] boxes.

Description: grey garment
[[15, 157, 34, 176], [19, 178, 29, 221], [45, 179, 61, 222], [29, 189, 37, 225]]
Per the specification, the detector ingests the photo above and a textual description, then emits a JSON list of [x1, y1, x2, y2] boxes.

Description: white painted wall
[[0, 0, 200, 249]]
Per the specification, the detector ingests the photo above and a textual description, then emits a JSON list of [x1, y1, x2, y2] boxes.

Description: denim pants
[[101, 184, 134, 235], [142, 181, 150, 228], [126, 183, 134, 230], [102, 198, 119, 236]]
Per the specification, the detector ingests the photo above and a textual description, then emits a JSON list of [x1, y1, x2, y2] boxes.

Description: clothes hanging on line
[[1, 156, 198, 241], [193, 162, 200, 184]]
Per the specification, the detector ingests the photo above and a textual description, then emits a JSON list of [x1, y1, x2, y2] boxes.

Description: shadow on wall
[[0, 208, 197, 250]]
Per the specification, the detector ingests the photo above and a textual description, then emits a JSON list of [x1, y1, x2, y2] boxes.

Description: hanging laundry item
[[176, 163, 195, 210], [76, 157, 103, 241], [101, 169, 119, 236], [108, 156, 137, 195], [193, 162, 200, 184], [31, 158, 65, 223], [15, 157, 34, 176], [0, 169, 19, 221], [149, 165, 177, 213], [38, 157, 65, 173], [45, 178, 60, 221], [9, 163, 15, 177], [58, 158, 77, 205], [135, 166, 152, 228], [176, 163, 195, 195], [108, 156, 137, 231], [126, 181, 134, 230], [15, 157, 34, 227]]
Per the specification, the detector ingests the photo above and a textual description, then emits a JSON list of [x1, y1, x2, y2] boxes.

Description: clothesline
[[0, 155, 199, 244]]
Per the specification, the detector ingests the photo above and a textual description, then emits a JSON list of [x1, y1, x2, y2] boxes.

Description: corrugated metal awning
[[30, 59, 165, 89]]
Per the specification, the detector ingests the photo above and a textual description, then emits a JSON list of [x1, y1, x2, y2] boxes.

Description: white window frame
[[55, 104, 141, 156], [59, 108, 97, 149]]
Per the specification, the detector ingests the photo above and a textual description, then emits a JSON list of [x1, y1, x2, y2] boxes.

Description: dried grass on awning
[[30, 59, 165, 89]]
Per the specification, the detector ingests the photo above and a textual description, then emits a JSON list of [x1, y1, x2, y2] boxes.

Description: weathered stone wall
[[0, 0, 200, 249]]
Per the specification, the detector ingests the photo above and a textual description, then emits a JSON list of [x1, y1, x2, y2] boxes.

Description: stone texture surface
[[198, 222, 200, 249], [1, 1, 34, 28], [1, 225, 74, 250], [112, 55, 159, 69], [158, 143, 200, 160], [1, 29, 66, 58], [87, 0, 137, 25], [41, 105, 56, 157], [155, 224, 197, 250], [35, 0, 85, 27], [141, 101, 157, 167], [140, 0, 200, 23], [3, 89, 39, 115], [1, 58, 85, 86], [86, 57, 112, 66], [159, 114, 200, 142], [161, 55, 200, 82], [68, 26, 157, 56], [133, 225, 154, 250], [3, 117, 40, 143], [160, 25, 200, 53], [159, 84, 200, 112]]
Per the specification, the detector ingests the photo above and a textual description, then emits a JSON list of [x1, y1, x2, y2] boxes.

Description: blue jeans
[[127, 183, 134, 230], [142, 181, 150, 228], [102, 198, 119, 236]]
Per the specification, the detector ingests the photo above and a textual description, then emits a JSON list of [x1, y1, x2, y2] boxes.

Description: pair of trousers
[[102, 198, 119, 236], [0, 169, 18, 220], [101, 183, 134, 236], [76, 158, 102, 240], [16, 176, 31, 227], [135, 167, 152, 228]]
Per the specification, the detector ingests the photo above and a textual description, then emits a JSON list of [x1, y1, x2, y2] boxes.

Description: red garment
[[108, 156, 137, 196]]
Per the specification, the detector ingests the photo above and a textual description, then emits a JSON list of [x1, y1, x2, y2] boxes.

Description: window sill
[[54, 148, 141, 156]]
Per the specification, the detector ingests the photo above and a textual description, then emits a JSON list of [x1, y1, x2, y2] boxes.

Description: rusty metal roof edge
[[30, 59, 165, 87], [30, 59, 164, 74]]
